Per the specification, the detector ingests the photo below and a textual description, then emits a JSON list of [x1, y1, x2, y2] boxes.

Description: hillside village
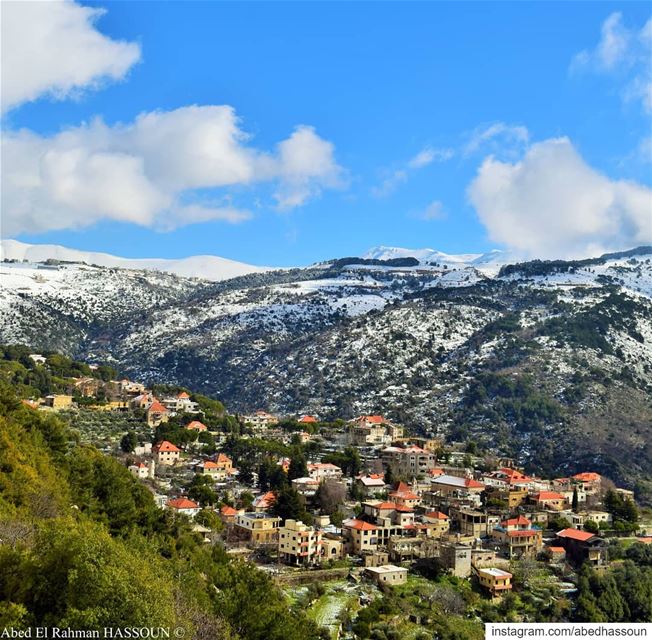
[[5, 346, 650, 638]]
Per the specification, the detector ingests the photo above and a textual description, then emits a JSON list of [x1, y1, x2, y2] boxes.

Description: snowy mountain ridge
[[1, 242, 652, 498], [0, 239, 269, 282]]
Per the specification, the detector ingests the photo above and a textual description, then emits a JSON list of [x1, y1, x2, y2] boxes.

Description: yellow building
[[44, 394, 73, 410], [477, 568, 513, 598], [278, 519, 323, 566], [365, 565, 408, 586], [342, 519, 379, 554], [153, 440, 181, 465], [235, 512, 281, 544]]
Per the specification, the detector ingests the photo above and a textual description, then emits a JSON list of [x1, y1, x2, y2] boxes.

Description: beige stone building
[[278, 519, 323, 566], [365, 565, 408, 586]]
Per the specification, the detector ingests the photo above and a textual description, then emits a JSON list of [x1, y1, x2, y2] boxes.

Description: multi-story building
[[453, 508, 498, 538], [307, 462, 343, 481], [278, 519, 323, 566], [422, 511, 451, 537], [146, 401, 169, 427], [153, 440, 180, 465], [234, 512, 281, 544], [529, 491, 567, 511], [243, 411, 279, 431], [162, 391, 200, 415], [491, 516, 543, 559], [355, 474, 387, 496], [429, 474, 485, 505], [556, 528, 607, 567], [440, 542, 472, 578], [342, 519, 379, 554], [195, 454, 233, 480], [476, 568, 513, 598], [389, 481, 421, 508], [381, 445, 437, 477], [570, 511, 612, 530]]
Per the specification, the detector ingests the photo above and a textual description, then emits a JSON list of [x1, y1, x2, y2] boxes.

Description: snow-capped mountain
[[1, 242, 651, 499], [362, 245, 514, 274], [0, 239, 269, 282]]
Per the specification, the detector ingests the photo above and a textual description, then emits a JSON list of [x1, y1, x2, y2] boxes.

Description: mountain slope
[[2, 244, 651, 499], [0, 239, 269, 281]]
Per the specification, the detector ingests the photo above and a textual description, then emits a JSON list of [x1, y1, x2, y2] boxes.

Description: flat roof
[[366, 564, 407, 574], [478, 568, 512, 578]]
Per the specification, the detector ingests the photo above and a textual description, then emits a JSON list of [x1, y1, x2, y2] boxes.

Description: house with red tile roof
[[146, 400, 169, 427], [243, 411, 279, 431], [482, 467, 535, 490], [355, 474, 387, 496], [167, 497, 201, 517], [152, 440, 180, 465], [349, 415, 402, 445], [529, 491, 567, 511], [571, 472, 602, 494], [556, 528, 607, 566], [307, 462, 343, 481], [342, 518, 379, 554], [218, 504, 244, 526], [161, 391, 200, 415], [430, 474, 485, 505], [186, 420, 207, 431], [389, 481, 421, 508], [297, 415, 318, 423], [545, 546, 566, 563], [253, 491, 277, 511], [492, 515, 542, 558]]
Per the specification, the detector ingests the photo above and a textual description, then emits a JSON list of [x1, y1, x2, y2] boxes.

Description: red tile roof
[[186, 420, 207, 431], [501, 515, 531, 527], [253, 491, 276, 509], [344, 519, 378, 531], [533, 491, 564, 501], [425, 511, 449, 520], [572, 472, 601, 483], [547, 546, 566, 553], [557, 528, 596, 542], [148, 401, 168, 413], [154, 440, 180, 453], [168, 498, 199, 510], [177, 392, 191, 399], [298, 415, 318, 423], [220, 505, 238, 516]]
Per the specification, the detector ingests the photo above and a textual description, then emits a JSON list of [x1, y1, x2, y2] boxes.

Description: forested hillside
[[0, 385, 325, 639]]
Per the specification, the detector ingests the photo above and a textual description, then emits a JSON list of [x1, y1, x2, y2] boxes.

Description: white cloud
[[372, 145, 452, 197], [419, 200, 447, 221], [1, 106, 343, 235], [463, 122, 529, 157], [468, 137, 652, 259], [1, 0, 141, 114], [273, 125, 345, 209], [571, 12, 652, 112], [371, 170, 408, 198], [407, 146, 454, 169]]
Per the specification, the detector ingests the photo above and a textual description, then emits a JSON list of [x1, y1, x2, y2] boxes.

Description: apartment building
[[278, 519, 323, 566]]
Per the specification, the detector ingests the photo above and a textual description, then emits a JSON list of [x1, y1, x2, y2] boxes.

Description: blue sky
[[2, 1, 651, 266]]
